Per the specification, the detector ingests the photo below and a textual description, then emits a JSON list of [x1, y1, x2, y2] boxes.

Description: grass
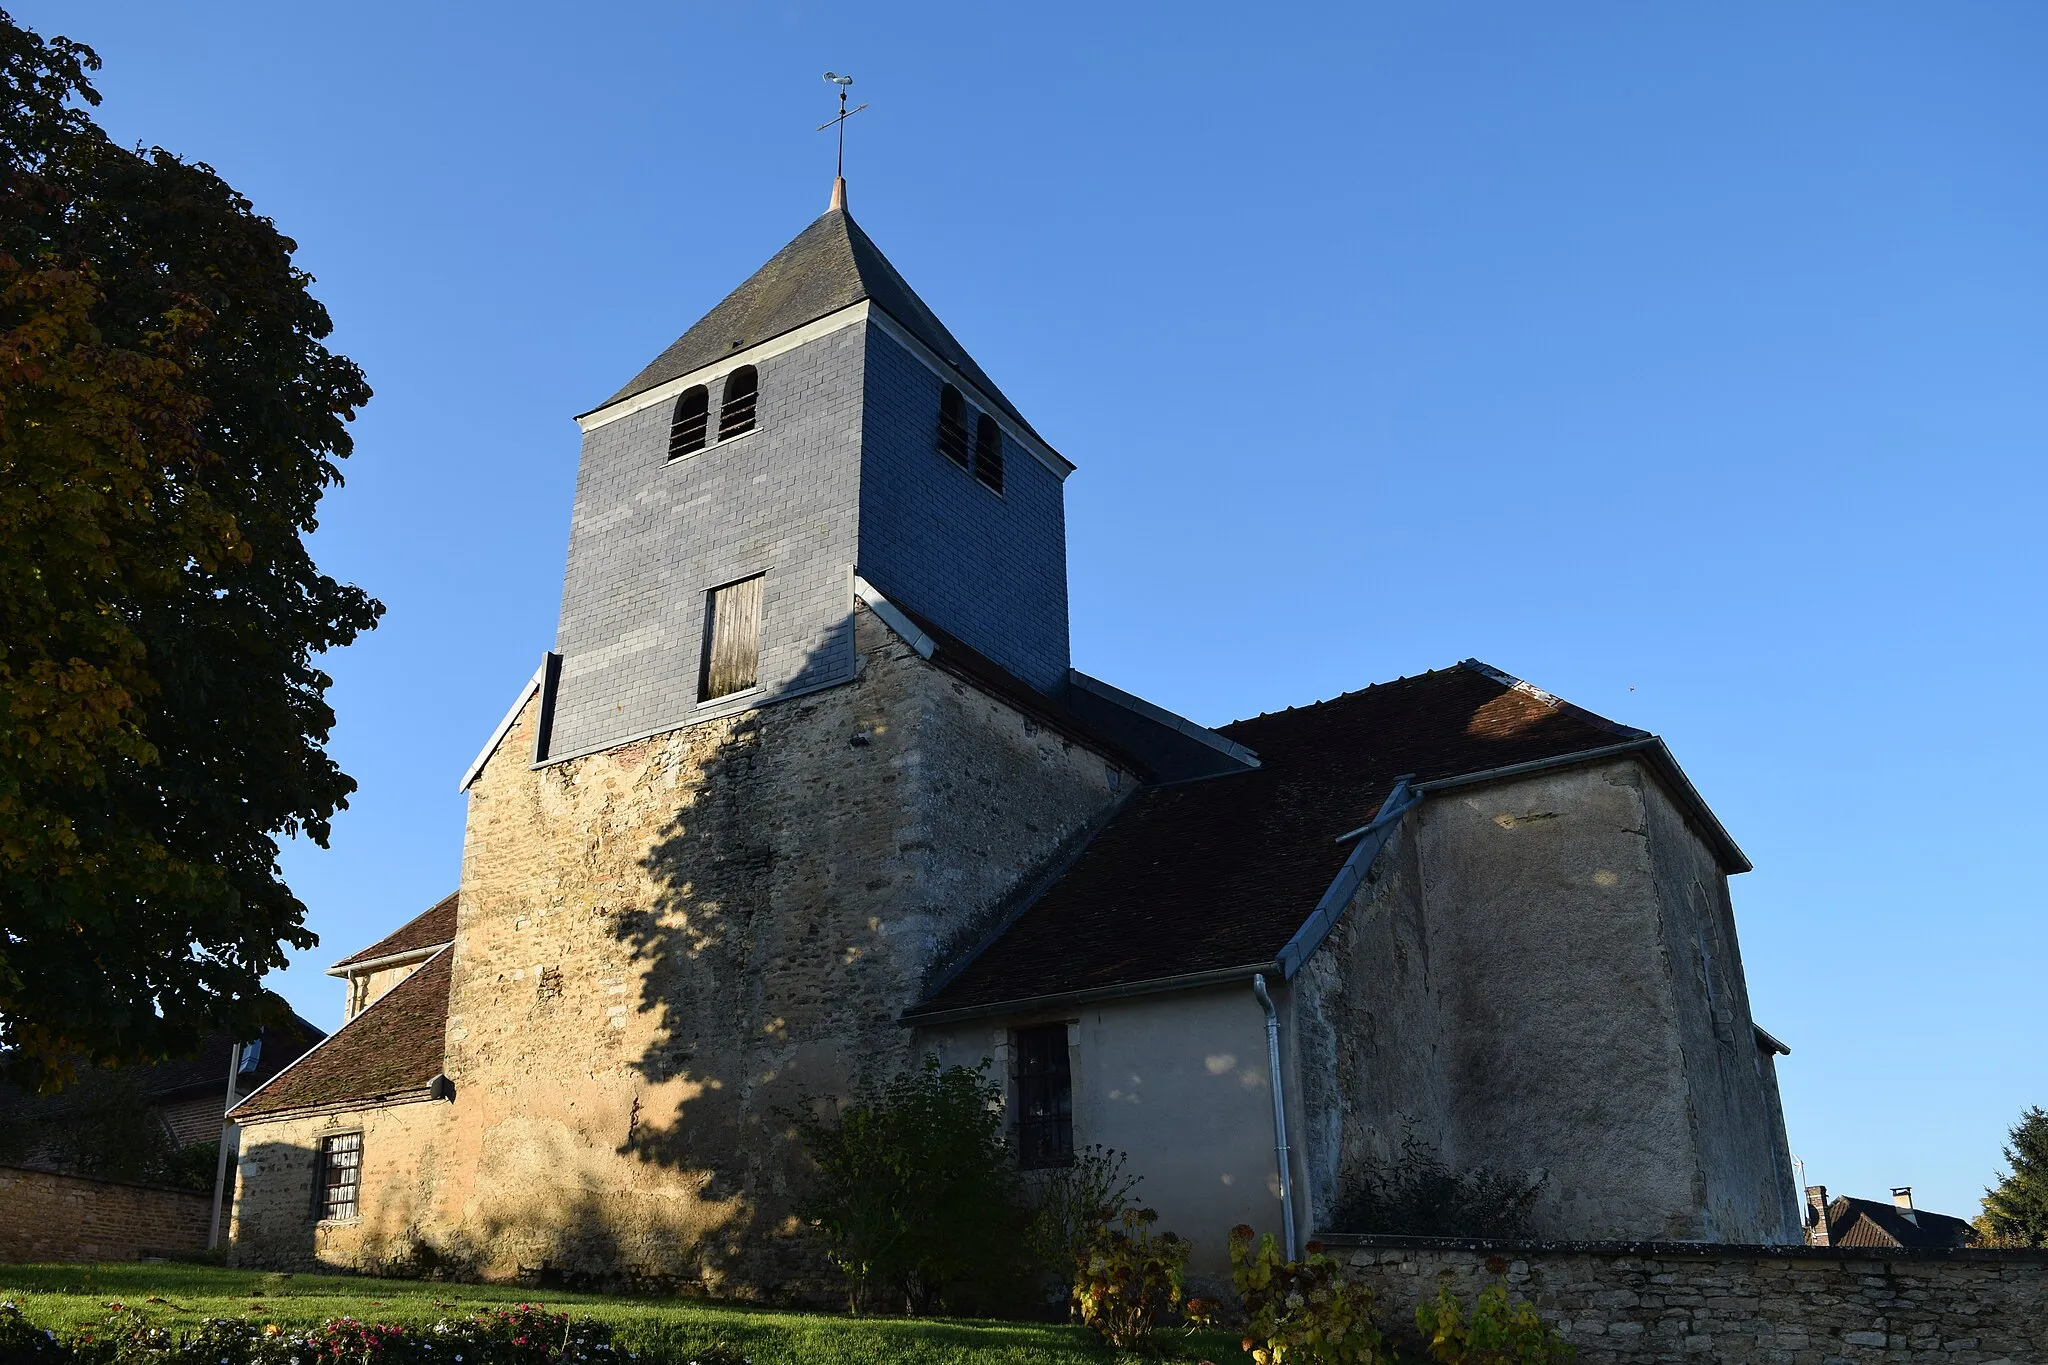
[[0, 1262, 1253, 1364]]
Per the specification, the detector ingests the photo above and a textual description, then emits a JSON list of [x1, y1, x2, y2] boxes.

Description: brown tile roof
[[1828, 1197, 1976, 1249], [232, 949, 451, 1121], [910, 662, 1657, 1019], [329, 891, 458, 971]]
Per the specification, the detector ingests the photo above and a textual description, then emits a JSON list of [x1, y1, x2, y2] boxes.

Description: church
[[225, 177, 1803, 1290]]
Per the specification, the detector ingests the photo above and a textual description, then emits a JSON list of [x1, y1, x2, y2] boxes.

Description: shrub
[[784, 1055, 1029, 1314], [1217, 1225, 1389, 1365], [1331, 1134, 1543, 1239], [1025, 1144, 1141, 1291], [1072, 1206, 1189, 1353], [1414, 1283, 1574, 1365], [0, 1302, 66, 1359]]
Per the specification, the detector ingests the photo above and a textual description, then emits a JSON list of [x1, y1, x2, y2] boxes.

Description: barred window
[[668, 386, 709, 458], [935, 384, 970, 466], [314, 1132, 362, 1221], [1013, 1023, 1074, 1169], [973, 413, 1004, 493], [699, 574, 765, 702], [718, 365, 758, 440]]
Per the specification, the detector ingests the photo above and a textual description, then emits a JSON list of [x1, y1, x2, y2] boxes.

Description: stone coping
[[1, 1162, 213, 1199], [1315, 1232, 2048, 1263]]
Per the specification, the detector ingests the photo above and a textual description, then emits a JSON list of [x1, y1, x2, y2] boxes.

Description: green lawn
[[0, 1262, 1251, 1364]]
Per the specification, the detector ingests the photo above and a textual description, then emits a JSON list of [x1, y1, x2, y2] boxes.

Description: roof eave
[[902, 961, 1279, 1028]]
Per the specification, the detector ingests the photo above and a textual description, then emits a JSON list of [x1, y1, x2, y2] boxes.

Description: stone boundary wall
[[0, 1165, 212, 1264], [1324, 1236, 2048, 1364]]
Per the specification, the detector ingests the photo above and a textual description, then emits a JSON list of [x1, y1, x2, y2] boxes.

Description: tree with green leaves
[[1977, 1105, 2048, 1248], [0, 11, 378, 1090]]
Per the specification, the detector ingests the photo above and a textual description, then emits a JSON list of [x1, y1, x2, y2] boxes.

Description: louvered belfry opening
[[936, 383, 970, 465], [698, 574, 764, 702], [973, 413, 1004, 492], [668, 386, 709, 458], [718, 365, 759, 439]]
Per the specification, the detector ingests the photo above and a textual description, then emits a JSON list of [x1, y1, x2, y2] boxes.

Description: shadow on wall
[[603, 628, 921, 1297]]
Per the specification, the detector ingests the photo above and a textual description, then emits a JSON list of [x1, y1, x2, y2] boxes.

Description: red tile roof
[[910, 662, 1656, 1019], [1827, 1197, 1976, 1249], [232, 950, 451, 1120], [329, 891, 458, 971]]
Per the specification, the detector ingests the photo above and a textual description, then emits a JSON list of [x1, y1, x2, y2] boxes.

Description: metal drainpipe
[[1252, 973, 1297, 1259], [207, 1043, 242, 1251]]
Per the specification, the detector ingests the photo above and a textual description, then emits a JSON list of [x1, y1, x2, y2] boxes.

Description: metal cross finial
[[819, 72, 868, 182]]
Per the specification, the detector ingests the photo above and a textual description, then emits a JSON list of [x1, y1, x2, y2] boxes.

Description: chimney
[[1891, 1186, 1913, 1210], [1804, 1185, 1831, 1246]]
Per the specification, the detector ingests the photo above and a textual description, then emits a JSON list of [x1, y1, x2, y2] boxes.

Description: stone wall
[[1333, 1238, 2048, 1365], [240, 605, 1129, 1291], [229, 1101, 455, 1272], [0, 1165, 211, 1263]]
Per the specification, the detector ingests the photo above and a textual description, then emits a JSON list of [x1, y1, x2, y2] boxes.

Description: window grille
[[668, 386, 709, 458], [314, 1132, 362, 1221], [973, 413, 1004, 492], [935, 384, 970, 466], [1013, 1023, 1074, 1169], [699, 574, 765, 702], [718, 366, 758, 440]]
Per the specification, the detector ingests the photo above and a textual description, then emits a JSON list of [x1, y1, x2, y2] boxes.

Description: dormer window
[[668, 386, 708, 459], [974, 413, 1004, 493], [936, 384, 970, 466], [718, 365, 758, 440]]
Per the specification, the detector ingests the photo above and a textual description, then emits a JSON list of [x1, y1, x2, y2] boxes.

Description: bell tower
[[540, 191, 1075, 762]]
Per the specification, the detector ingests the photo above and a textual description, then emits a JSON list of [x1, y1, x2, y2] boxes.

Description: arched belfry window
[[935, 384, 970, 466], [973, 413, 1004, 493], [668, 386, 708, 458], [718, 365, 758, 440]]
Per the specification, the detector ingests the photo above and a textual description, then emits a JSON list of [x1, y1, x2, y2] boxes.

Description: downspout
[[1251, 973, 1297, 1259], [208, 1042, 243, 1251]]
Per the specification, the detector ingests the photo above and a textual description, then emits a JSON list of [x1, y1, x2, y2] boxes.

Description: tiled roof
[[1828, 1197, 1976, 1249], [910, 662, 1654, 1019], [0, 1015, 324, 1122], [329, 891, 458, 971], [232, 949, 451, 1121], [594, 208, 1042, 444]]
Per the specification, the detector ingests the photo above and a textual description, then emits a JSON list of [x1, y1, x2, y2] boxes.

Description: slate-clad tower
[[545, 197, 1074, 761]]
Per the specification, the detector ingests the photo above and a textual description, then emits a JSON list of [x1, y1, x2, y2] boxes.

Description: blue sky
[[27, 2, 2045, 1220]]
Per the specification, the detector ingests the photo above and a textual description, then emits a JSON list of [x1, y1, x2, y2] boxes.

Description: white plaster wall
[[926, 984, 1284, 1282]]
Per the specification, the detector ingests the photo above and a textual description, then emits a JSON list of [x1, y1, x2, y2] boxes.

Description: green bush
[[1413, 1283, 1573, 1365], [1212, 1226, 1389, 1365], [1071, 1206, 1189, 1353], [784, 1056, 1029, 1315]]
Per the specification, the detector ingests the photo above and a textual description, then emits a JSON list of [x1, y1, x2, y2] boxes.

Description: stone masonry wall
[[1334, 1240, 2048, 1365], [422, 603, 1127, 1293], [0, 1165, 210, 1263], [229, 1102, 455, 1272]]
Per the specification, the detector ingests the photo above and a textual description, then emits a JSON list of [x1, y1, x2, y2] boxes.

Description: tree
[[0, 11, 378, 1090], [1978, 1105, 2048, 1248]]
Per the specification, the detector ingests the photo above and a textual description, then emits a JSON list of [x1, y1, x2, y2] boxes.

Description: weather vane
[[819, 72, 868, 183]]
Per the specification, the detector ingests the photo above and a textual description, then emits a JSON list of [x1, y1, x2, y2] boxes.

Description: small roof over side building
[[1825, 1195, 1976, 1249], [233, 948, 452, 1121], [328, 891, 459, 974]]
